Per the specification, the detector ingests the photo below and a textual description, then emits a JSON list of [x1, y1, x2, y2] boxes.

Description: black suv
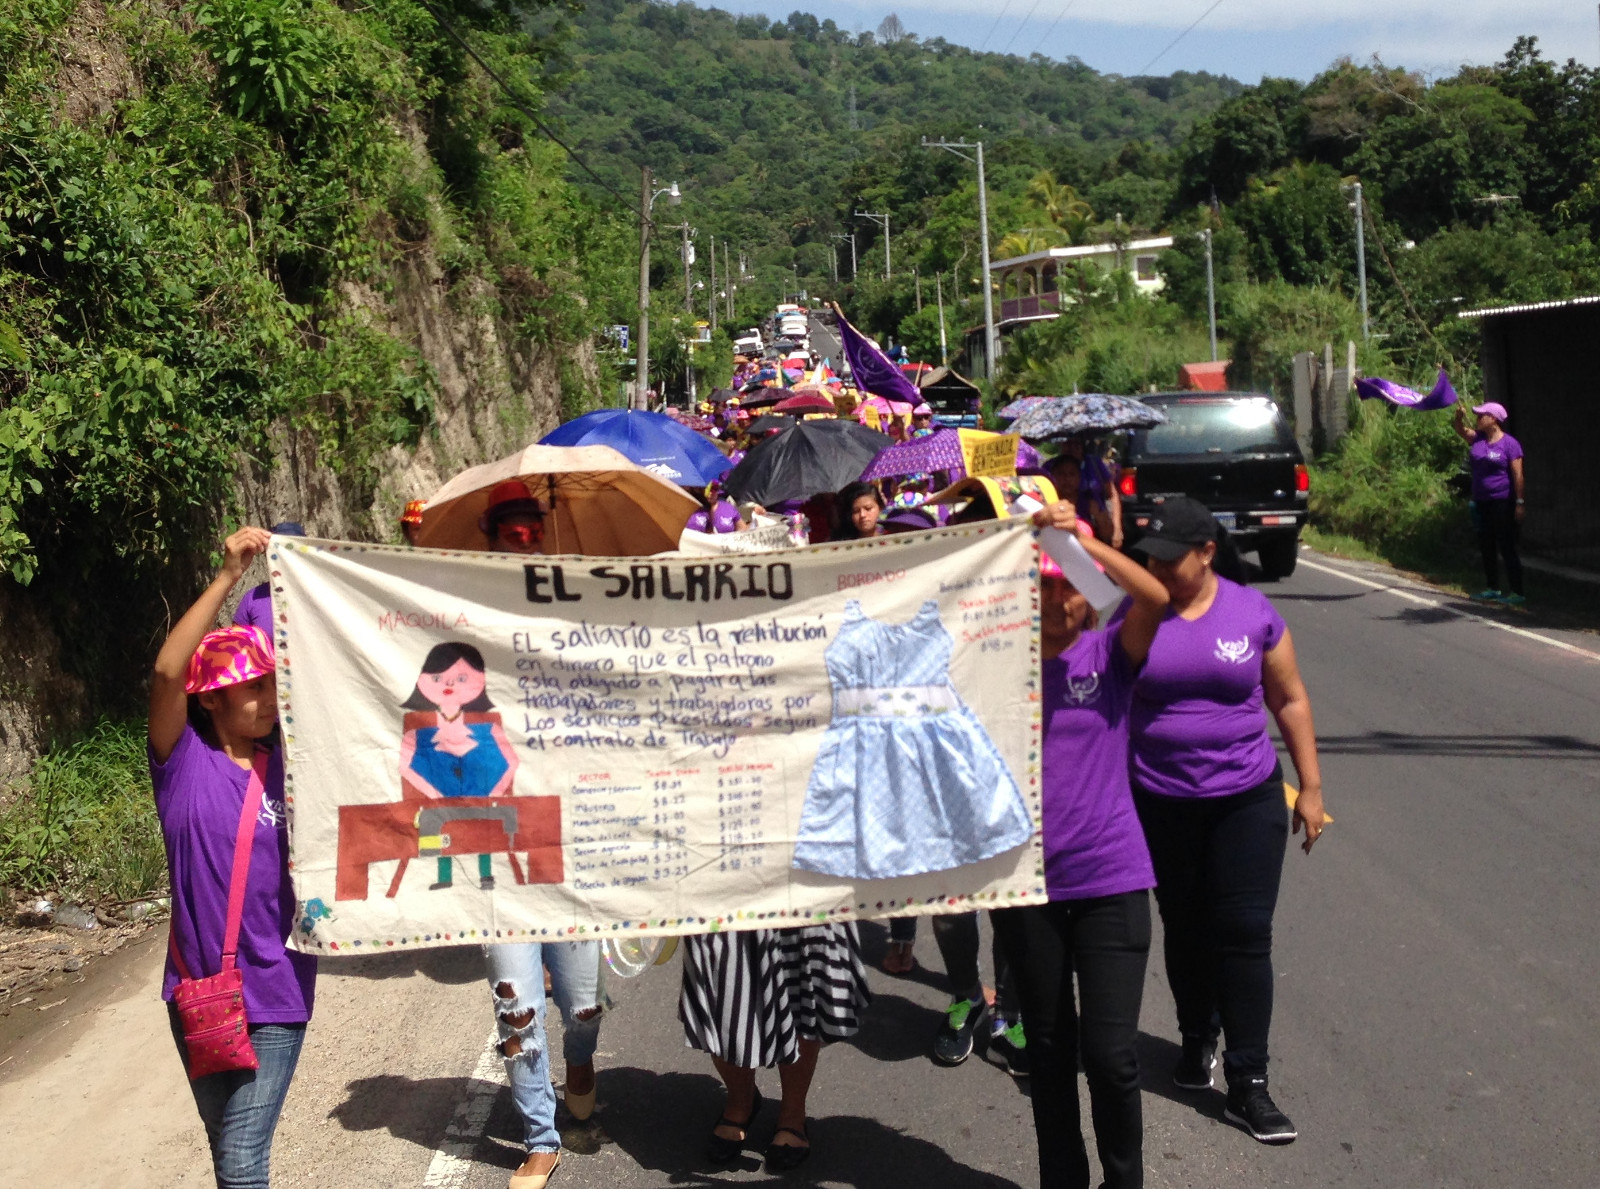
[[1120, 393, 1308, 579]]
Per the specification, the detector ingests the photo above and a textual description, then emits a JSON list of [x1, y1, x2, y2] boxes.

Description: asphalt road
[[8, 548, 1599, 1187], [808, 313, 843, 367]]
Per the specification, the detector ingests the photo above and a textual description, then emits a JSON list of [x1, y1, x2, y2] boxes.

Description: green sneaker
[[986, 1017, 1030, 1077], [932, 995, 987, 1066], [1501, 593, 1527, 606], [1471, 589, 1503, 601]]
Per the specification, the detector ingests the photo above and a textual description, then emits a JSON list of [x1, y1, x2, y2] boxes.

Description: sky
[[726, 0, 1598, 81]]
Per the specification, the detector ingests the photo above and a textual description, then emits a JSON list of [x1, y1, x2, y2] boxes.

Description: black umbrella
[[746, 414, 795, 434], [723, 419, 894, 506], [707, 388, 741, 405], [739, 388, 787, 409]]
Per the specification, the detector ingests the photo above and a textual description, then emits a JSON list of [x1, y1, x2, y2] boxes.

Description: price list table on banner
[[273, 519, 1048, 953]]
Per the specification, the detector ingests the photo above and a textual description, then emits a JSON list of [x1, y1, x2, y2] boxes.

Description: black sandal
[[764, 1125, 811, 1172], [705, 1088, 763, 1163]]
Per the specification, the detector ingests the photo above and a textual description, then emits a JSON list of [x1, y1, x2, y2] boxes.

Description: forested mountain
[[541, 1, 1240, 318], [537, 8, 1600, 404]]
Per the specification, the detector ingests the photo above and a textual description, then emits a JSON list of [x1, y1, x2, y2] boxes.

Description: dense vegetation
[[0, 0, 636, 737], [4, 1, 1598, 899]]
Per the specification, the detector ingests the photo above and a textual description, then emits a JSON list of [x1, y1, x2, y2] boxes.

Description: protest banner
[[272, 520, 1045, 954], [962, 433, 1021, 478]]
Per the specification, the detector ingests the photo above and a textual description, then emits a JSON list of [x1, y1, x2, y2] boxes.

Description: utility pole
[[936, 272, 948, 366], [679, 224, 693, 314], [915, 267, 922, 311], [725, 242, 733, 322], [830, 243, 838, 284], [923, 137, 996, 379], [634, 169, 681, 409], [831, 232, 856, 278], [1202, 228, 1217, 362], [709, 236, 717, 331], [856, 211, 890, 280], [1347, 181, 1370, 341]]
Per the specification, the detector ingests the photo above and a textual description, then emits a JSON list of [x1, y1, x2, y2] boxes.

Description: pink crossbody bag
[[169, 748, 268, 1080]]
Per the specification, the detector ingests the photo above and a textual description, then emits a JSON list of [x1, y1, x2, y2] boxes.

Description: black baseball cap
[[1130, 496, 1218, 561]]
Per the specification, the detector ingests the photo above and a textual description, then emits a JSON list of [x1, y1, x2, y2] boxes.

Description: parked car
[[733, 328, 763, 355], [1119, 393, 1309, 579]]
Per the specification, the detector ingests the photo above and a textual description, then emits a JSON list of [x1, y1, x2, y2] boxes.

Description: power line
[[978, 0, 1016, 52], [414, 0, 639, 215], [1001, 0, 1046, 56], [1033, 2, 1078, 58], [1138, 0, 1226, 75]]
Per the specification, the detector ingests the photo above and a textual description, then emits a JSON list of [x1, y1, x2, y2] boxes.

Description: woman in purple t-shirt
[[991, 505, 1169, 1189], [150, 525, 316, 1188], [1127, 497, 1324, 1147], [1453, 400, 1525, 604]]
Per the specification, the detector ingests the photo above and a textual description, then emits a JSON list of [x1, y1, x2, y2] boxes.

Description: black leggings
[[994, 893, 1151, 1189], [1475, 498, 1523, 595], [1134, 769, 1288, 1084], [889, 911, 1019, 1015]]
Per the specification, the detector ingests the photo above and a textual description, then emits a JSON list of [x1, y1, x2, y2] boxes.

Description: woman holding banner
[[680, 923, 871, 1171], [478, 480, 606, 1189], [990, 505, 1169, 1189], [1126, 496, 1325, 1147], [149, 526, 317, 1189]]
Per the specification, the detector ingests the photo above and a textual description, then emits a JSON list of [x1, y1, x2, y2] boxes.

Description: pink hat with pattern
[[186, 625, 275, 694]]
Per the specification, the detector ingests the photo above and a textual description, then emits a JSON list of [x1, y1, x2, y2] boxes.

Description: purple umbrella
[[859, 429, 1040, 482], [1355, 370, 1458, 411]]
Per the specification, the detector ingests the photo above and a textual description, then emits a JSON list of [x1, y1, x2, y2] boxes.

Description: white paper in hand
[[1009, 494, 1122, 608], [1038, 527, 1122, 607]]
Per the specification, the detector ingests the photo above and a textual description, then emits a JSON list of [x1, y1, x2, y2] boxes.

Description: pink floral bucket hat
[[185, 625, 275, 694]]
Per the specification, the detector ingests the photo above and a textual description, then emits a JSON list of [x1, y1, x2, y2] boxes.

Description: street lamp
[[1343, 181, 1369, 341], [923, 137, 995, 380], [634, 169, 681, 409]]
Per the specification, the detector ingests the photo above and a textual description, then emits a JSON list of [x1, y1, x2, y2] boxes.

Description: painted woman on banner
[[397, 641, 519, 890]]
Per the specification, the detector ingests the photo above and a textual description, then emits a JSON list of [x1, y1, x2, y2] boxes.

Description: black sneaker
[[932, 995, 988, 1066], [1224, 1078, 1298, 1144], [984, 1017, 1030, 1077], [1172, 1035, 1217, 1090]]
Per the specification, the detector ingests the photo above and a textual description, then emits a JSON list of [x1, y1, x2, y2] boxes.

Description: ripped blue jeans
[[484, 941, 604, 1153]]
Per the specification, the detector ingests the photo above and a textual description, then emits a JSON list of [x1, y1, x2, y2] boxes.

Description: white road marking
[[1297, 556, 1600, 663], [423, 1031, 505, 1189]]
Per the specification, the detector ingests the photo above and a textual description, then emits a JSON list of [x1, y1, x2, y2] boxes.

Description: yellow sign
[[862, 405, 882, 431], [962, 433, 1020, 478]]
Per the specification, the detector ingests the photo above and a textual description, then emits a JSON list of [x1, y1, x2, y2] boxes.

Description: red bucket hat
[[186, 625, 275, 694]]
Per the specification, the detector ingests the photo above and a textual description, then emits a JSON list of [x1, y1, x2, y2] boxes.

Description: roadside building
[[1462, 295, 1600, 570], [964, 236, 1174, 368]]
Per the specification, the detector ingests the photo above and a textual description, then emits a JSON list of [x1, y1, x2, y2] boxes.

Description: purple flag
[[835, 306, 925, 405], [1355, 370, 1458, 410]]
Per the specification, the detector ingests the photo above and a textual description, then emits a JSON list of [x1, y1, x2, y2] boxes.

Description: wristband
[[1516, 499, 1525, 505]]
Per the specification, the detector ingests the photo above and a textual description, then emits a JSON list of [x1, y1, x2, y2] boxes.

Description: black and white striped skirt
[[678, 924, 872, 1068]]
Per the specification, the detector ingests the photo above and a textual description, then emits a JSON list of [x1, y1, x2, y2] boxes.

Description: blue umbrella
[[1007, 394, 1167, 440], [538, 409, 731, 487]]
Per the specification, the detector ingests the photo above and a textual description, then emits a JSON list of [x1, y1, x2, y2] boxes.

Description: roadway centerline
[[422, 1031, 504, 1189], [1296, 554, 1600, 662]]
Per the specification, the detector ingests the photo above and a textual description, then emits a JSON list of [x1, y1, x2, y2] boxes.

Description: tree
[[876, 13, 908, 44], [1024, 171, 1095, 243]]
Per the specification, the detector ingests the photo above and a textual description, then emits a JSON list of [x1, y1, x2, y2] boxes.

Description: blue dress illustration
[[409, 722, 509, 798], [792, 599, 1033, 880]]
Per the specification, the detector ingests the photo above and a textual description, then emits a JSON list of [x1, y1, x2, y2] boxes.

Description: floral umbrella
[[1007, 394, 1167, 440], [996, 395, 1052, 420]]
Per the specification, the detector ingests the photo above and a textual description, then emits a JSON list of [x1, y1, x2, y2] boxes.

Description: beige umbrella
[[413, 444, 698, 556]]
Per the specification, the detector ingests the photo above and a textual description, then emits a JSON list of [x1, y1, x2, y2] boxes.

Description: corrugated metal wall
[[1480, 305, 1600, 569]]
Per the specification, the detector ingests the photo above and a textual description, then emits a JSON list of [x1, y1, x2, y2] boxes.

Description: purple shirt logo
[[1065, 672, 1102, 705], [1213, 635, 1255, 664]]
